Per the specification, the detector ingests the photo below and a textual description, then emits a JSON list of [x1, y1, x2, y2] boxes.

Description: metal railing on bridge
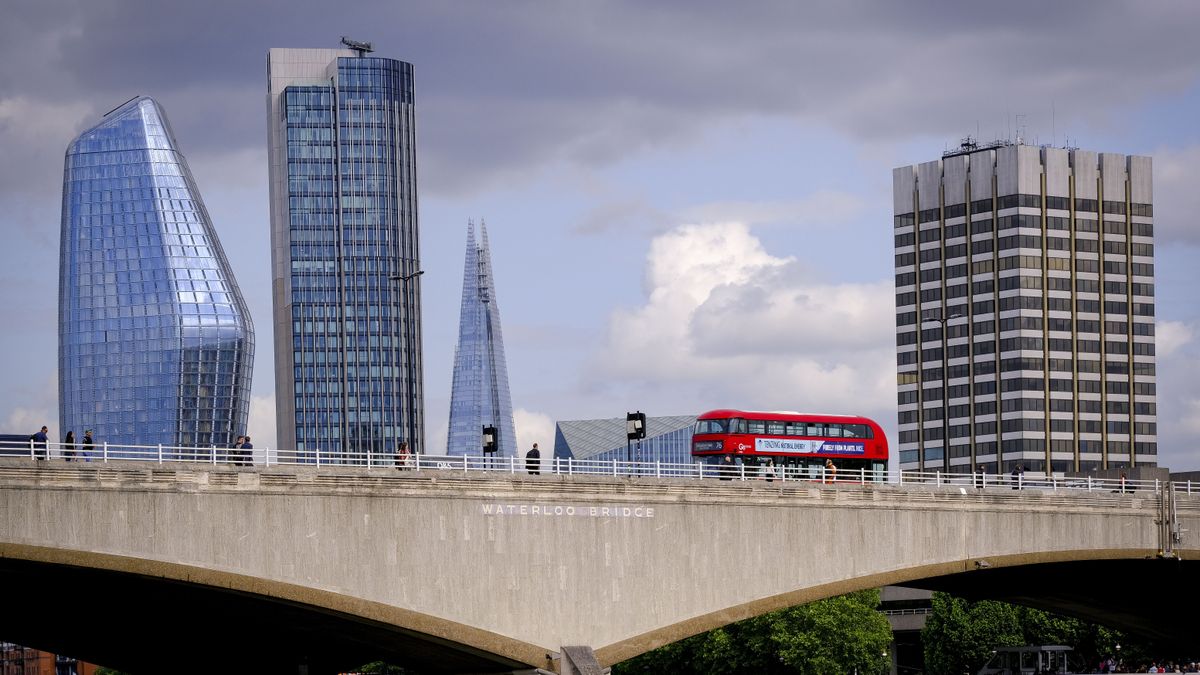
[[0, 440, 1177, 495]]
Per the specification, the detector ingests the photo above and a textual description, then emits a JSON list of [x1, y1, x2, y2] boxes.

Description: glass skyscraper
[[267, 47, 422, 458], [447, 221, 517, 457], [59, 96, 254, 449], [893, 142, 1155, 475]]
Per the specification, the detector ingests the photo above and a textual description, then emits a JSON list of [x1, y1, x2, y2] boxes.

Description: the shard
[[59, 96, 255, 450], [447, 221, 517, 457]]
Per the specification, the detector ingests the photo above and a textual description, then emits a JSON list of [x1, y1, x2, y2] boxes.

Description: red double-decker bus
[[692, 409, 888, 479]]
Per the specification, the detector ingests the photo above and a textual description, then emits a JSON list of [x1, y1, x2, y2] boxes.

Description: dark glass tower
[[447, 221, 516, 457], [59, 96, 254, 450], [267, 47, 422, 458]]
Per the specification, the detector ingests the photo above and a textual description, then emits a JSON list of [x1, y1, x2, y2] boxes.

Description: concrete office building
[[554, 415, 697, 466], [267, 45, 422, 457], [893, 142, 1156, 475], [446, 221, 517, 457], [59, 97, 254, 449]]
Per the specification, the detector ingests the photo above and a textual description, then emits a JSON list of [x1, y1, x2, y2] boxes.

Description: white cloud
[[515, 408, 556, 454], [1157, 320, 1194, 359], [247, 393, 276, 451], [595, 222, 896, 434], [2, 375, 57, 438]]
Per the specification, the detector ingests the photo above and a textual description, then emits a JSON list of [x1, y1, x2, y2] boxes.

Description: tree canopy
[[614, 589, 893, 675]]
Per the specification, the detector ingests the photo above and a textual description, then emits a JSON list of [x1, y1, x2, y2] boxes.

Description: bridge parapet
[[1, 459, 1196, 673]]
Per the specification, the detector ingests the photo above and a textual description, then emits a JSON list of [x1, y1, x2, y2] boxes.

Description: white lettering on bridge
[[479, 503, 656, 518]]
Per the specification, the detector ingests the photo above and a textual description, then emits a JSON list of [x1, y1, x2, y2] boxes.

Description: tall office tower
[[59, 97, 255, 449], [893, 143, 1155, 475], [447, 221, 517, 457], [267, 45, 422, 458]]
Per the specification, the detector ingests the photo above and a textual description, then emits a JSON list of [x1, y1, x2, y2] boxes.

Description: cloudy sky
[[3, 0, 1200, 469]]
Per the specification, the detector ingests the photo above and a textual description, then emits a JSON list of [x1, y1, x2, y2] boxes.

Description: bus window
[[826, 424, 843, 437], [732, 418, 747, 433], [695, 419, 729, 434], [747, 420, 766, 434], [766, 420, 786, 435], [785, 422, 804, 436], [843, 424, 867, 438], [807, 423, 825, 437]]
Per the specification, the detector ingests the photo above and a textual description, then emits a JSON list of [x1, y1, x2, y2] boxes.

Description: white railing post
[[316, 451, 321, 468], [1088, 476, 1093, 492], [103, 442, 109, 463], [936, 470, 941, 486], [656, 460, 661, 479], [568, 457, 573, 475], [211, 446, 216, 465], [368, 448, 373, 469], [265, 447, 271, 468], [612, 458, 618, 477], [157, 444, 163, 464], [860, 468, 865, 485]]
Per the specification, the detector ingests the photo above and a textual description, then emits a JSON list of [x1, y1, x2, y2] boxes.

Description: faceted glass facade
[[59, 97, 254, 449], [268, 49, 421, 458], [447, 222, 516, 456], [553, 415, 697, 466], [893, 144, 1156, 474]]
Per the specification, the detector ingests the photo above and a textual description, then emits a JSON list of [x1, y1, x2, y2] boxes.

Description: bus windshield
[[695, 419, 730, 435]]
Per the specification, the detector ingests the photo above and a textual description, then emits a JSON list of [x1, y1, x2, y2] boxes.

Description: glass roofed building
[[553, 415, 697, 467], [58, 96, 254, 450]]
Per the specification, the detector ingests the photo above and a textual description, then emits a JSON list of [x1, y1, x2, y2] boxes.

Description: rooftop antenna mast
[[340, 36, 374, 57]]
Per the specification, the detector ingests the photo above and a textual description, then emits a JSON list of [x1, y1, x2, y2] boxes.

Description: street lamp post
[[922, 310, 963, 474], [389, 269, 424, 455]]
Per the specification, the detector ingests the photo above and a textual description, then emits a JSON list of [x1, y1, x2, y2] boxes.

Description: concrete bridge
[[1, 459, 1198, 674]]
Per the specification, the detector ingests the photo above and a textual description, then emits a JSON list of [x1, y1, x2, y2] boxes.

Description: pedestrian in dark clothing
[[526, 443, 541, 475], [82, 430, 94, 461], [32, 426, 49, 460], [240, 436, 253, 466], [718, 454, 736, 480], [64, 431, 76, 462], [231, 436, 245, 464], [1011, 464, 1024, 490]]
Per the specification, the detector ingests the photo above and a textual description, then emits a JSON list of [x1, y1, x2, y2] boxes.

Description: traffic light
[[482, 425, 497, 454], [626, 411, 647, 441]]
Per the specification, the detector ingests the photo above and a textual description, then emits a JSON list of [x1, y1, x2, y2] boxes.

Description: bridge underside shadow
[[0, 558, 527, 675], [907, 558, 1200, 648]]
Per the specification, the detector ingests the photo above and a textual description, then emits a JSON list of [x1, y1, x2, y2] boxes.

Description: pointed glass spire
[[447, 221, 517, 456]]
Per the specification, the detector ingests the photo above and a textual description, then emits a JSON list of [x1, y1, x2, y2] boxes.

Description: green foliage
[[922, 593, 1023, 675], [355, 663, 406, 674], [614, 589, 893, 675], [923, 593, 1154, 674]]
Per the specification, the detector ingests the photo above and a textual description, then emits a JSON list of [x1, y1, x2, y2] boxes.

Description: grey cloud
[[3, 0, 1199, 205]]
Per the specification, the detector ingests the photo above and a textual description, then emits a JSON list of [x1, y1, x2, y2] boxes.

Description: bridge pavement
[[0, 459, 1197, 674]]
